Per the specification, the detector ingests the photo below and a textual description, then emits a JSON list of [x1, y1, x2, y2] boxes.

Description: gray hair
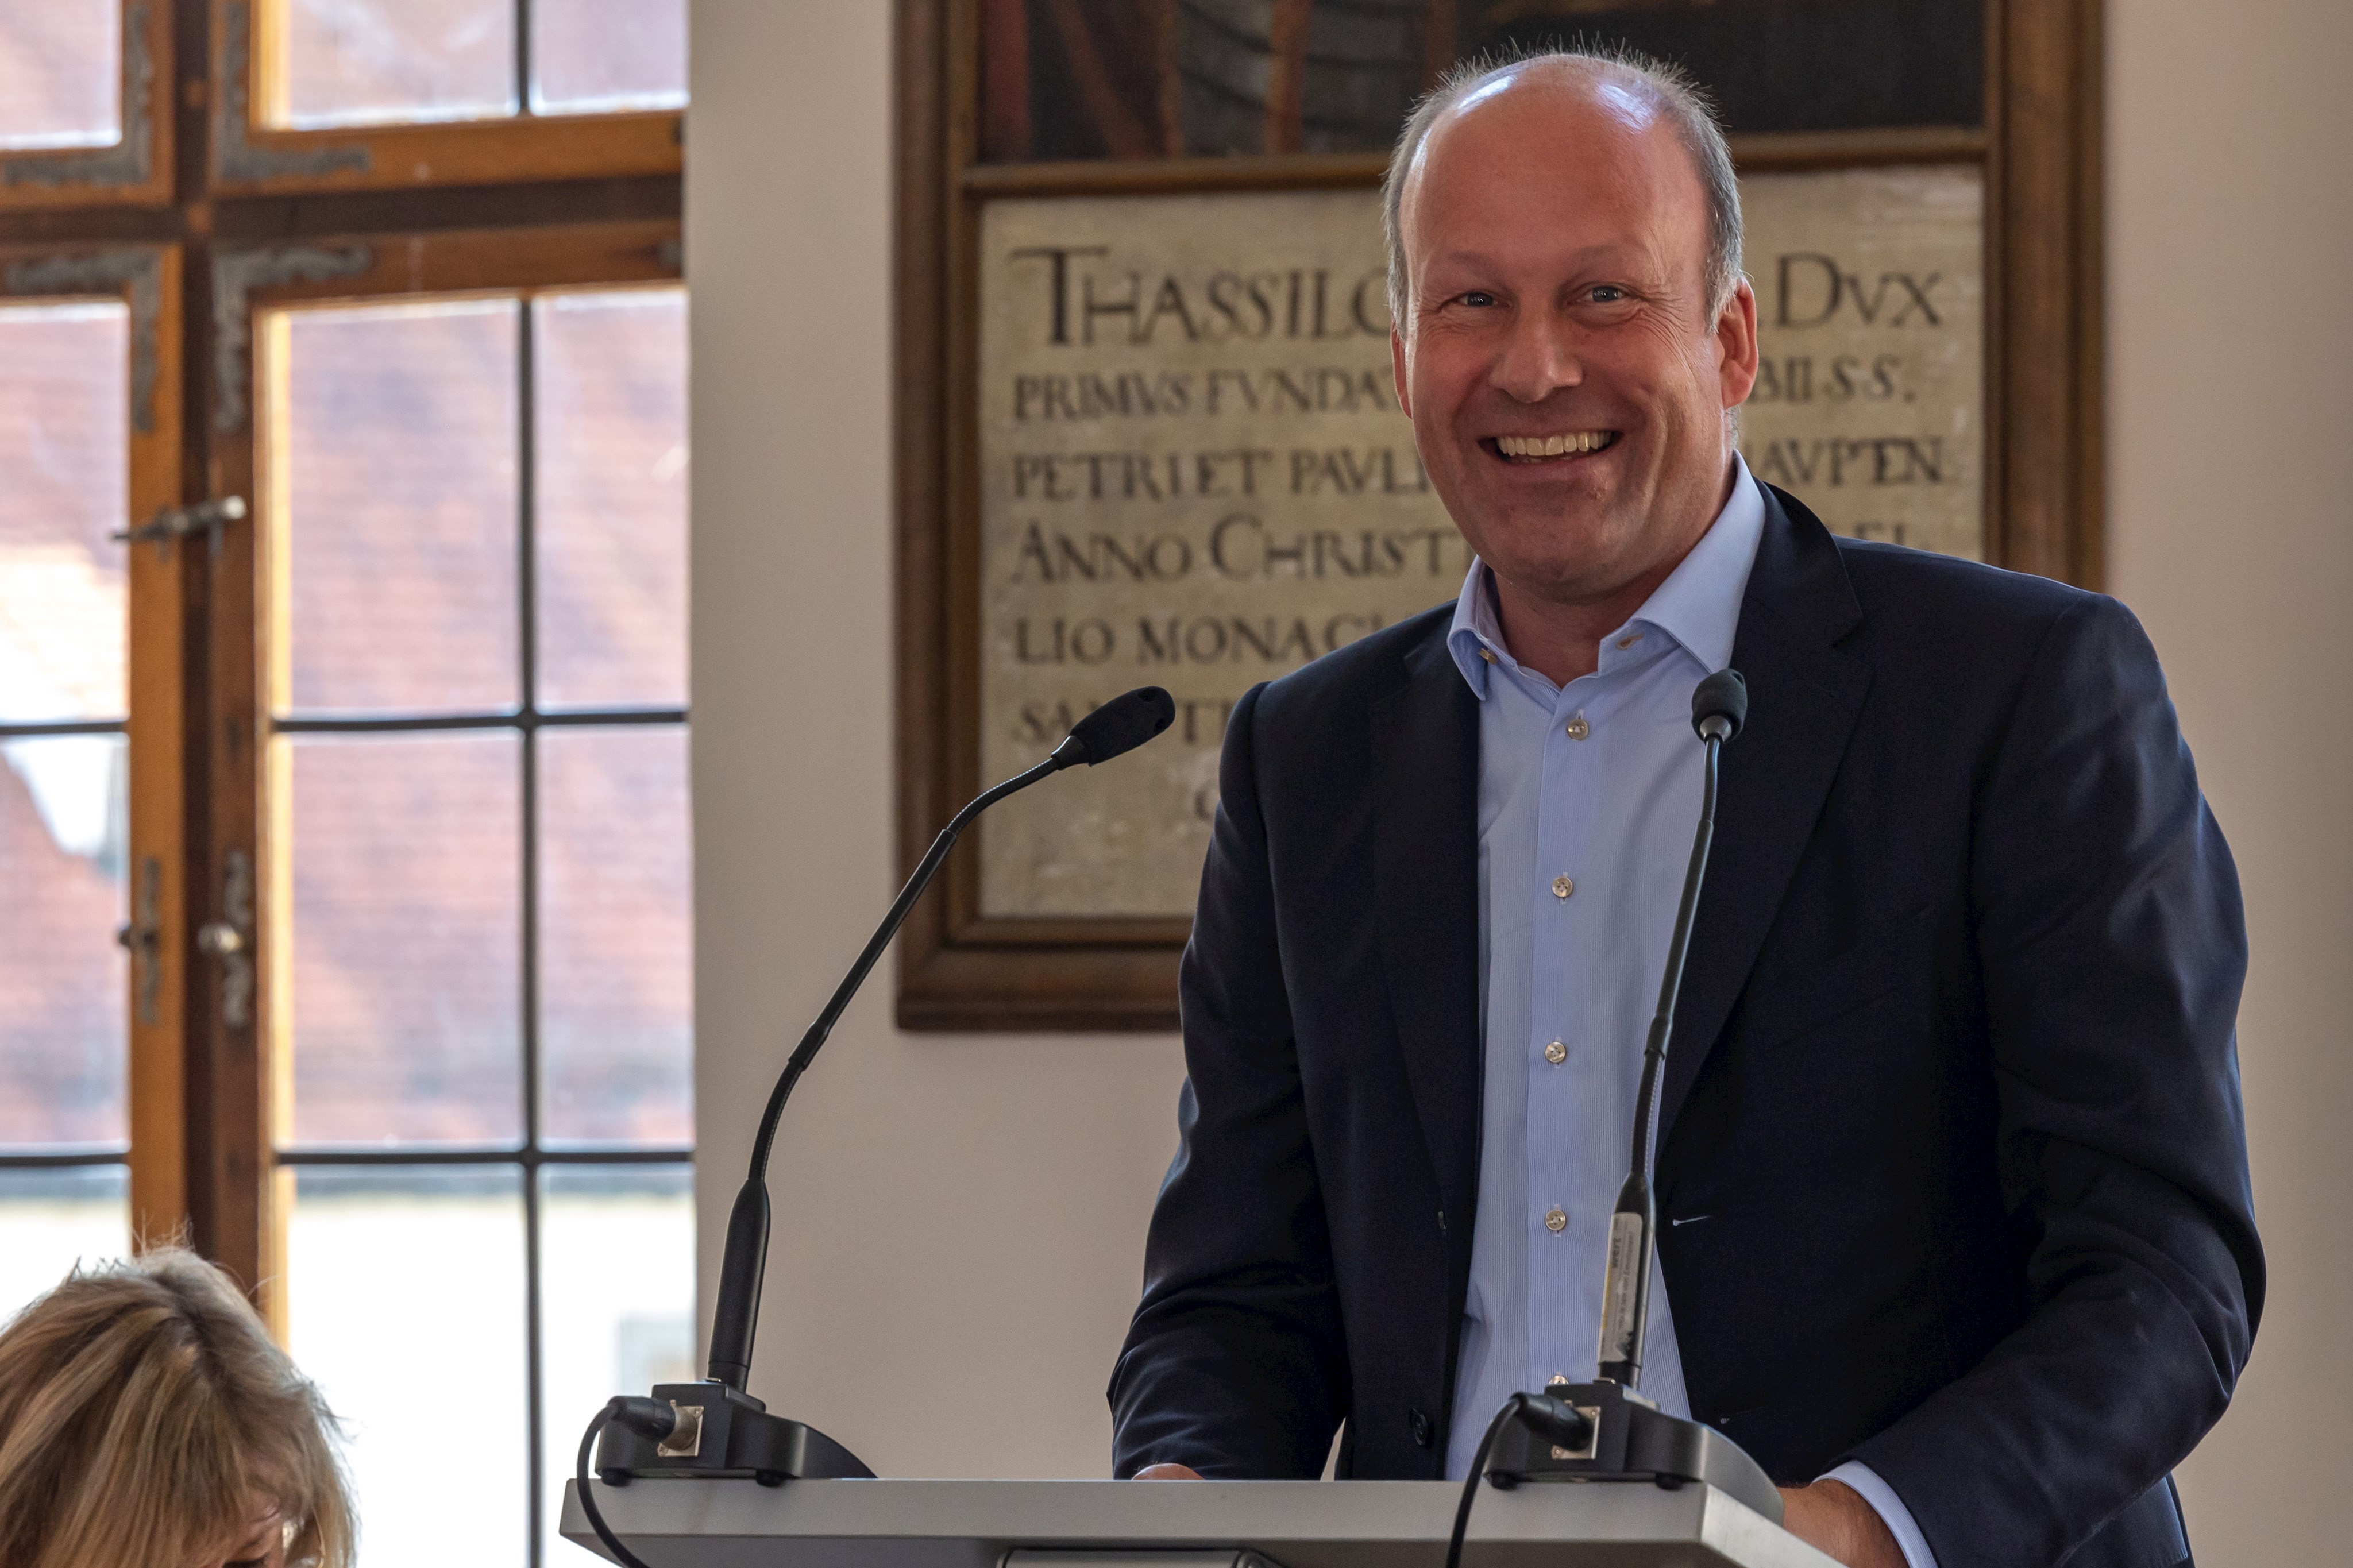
[[1382, 45, 1744, 334]]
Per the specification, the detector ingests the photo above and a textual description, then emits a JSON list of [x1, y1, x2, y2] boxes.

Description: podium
[[560, 1477, 1837, 1567]]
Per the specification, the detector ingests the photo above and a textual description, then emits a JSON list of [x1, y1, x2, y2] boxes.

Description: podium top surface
[[560, 1477, 1836, 1568]]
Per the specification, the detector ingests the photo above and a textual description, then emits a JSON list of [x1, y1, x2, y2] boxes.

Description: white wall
[[686, 1, 1187, 1480], [688, 0, 2353, 1544], [2109, 2, 2353, 1559]]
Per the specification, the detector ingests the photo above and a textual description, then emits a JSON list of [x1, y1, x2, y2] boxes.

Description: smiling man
[[1109, 49, 2260, 1568]]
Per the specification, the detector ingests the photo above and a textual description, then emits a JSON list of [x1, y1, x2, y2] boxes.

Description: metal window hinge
[[114, 855, 164, 1027], [196, 848, 255, 1030], [113, 496, 246, 562]]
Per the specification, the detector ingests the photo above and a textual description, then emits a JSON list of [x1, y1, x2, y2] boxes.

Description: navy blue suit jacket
[[1110, 486, 2261, 1568]]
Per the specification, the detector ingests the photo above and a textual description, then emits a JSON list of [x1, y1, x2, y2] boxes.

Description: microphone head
[[1692, 668, 1748, 743], [1060, 687, 1176, 766]]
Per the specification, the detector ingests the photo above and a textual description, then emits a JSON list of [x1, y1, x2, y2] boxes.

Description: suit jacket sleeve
[[1108, 681, 1350, 1478], [1844, 595, 2263, 1567]]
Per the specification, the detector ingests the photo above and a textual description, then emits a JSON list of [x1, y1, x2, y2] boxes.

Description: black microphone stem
[[1595, 729, 1722, 1390], [704, 750, 1069, 1390], [748, 752, 1066, 1183]]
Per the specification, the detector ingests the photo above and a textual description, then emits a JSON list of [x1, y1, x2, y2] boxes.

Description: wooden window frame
[[206, 0, 682, 196], [195, 219, 685, 1314], [893, 0, 2103, 1030], [0, 241, 187, 1239], [0, 0, 176, 210], [0, 0, 689, 1338]]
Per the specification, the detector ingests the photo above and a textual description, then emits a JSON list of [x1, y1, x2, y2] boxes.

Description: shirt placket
[[1523, 662, 1606, 1390]]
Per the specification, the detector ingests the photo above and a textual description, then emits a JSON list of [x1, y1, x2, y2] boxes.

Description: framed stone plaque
[[896, 0, 2100, 1029]]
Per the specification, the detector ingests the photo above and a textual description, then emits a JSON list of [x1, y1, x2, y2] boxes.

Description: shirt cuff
[[1820, 1460, 1939, 1568]]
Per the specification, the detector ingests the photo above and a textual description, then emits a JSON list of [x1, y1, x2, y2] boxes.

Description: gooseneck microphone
[[1464, 669, 1779, 1532], [707, 684, 1179, 1391], [577, 689, 1175, 1568], [1595, 666, 1746, 1387]]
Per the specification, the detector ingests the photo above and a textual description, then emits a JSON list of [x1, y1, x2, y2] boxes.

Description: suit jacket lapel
[[1371, 630, 1483, 1235], [1658, 486, 1872, 1141]]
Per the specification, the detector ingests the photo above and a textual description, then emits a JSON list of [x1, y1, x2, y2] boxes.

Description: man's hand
[[1132, 1463, 1205, 1480], [1777, 1480, 1905, 1568]]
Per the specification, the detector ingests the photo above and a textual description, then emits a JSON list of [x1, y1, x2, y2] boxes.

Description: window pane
[[280, 0, 516, 130], [534, 290, 687, 710], [0, 302, 128, 724], [0, 3, 119, 150], [538, 1163, 693, 1561], [530, 0, 686, 115], [288, 1165, 525, 1567], [286, 733, 521, 1148], [539, 727, 691, 1147], [0, 1165, 129, 1322], [281, 299, 519, 716], [0, 736, 126, 1150]]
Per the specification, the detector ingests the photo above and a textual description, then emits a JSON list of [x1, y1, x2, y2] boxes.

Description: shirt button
[[1552, 874, 1575, 899], [1615, 633, 1642, 650], [1544, 1207, 1568, 1233], [1564, 715, 1590, 740], [1544, 1040, 1567, 1065]]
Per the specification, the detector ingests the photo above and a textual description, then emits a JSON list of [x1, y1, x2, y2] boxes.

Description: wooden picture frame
[[896, 0, 2101, 1032]]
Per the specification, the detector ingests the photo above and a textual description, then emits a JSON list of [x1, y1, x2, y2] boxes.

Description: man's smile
[[1484, 430, 1622, 462]]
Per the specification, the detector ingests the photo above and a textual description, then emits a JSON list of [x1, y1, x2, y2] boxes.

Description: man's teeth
[[1496, 432, 1613, 458]]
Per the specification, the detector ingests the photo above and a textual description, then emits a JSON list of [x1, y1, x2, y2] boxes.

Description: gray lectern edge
[[560, 1477, 1838, 1568]]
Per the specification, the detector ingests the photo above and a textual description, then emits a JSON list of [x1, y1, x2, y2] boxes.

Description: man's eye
[[1590, 285, 1627, 303], [1457, 291, 1498, 308]]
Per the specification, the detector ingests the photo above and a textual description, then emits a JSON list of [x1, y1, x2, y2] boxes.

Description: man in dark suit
[[1108, 49, 2260, 1568]]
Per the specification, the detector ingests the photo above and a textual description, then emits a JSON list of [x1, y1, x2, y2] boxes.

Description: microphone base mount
[[593, 1381, 874, 1488], [1486, 1381, 1782, 1526]]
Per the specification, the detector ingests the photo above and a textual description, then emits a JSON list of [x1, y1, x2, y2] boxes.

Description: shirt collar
[[1446, 453, 1766, 697]]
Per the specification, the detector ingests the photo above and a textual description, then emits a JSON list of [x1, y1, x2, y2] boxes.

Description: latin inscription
[[1738, 166, 1985, 554], [978, 191, 1461, 918]]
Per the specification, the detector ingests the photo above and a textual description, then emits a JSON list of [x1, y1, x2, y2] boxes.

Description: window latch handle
[[113, 496, 247, 562], [114, 856, 164, 1027], [197, 849, 256, 1030]]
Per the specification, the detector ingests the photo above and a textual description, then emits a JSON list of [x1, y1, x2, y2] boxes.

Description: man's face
[[1391, 67, 1758, 609]]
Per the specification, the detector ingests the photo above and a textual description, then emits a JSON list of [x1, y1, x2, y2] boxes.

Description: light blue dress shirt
[[1437, 457, 1937, 1568]]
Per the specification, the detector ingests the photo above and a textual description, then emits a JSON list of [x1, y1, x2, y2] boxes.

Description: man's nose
[[1490, 311, 1583, 403]]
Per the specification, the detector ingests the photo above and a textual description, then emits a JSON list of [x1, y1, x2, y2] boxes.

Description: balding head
[[1378, 44, 1761, 678], [1383, 48, 1742, 334]]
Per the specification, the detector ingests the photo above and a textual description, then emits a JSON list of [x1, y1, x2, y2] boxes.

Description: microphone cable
[[576, 1397, 672, 1568], [1443, 1392, 1593, 1568]]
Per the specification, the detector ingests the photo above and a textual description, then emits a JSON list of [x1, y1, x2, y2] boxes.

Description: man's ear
[[1391, 325, 1413, 420], [1715, 275, 1760, 411]]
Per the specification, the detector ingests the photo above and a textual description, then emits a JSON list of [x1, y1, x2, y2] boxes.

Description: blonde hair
[[0, 1248, 354, 1568]]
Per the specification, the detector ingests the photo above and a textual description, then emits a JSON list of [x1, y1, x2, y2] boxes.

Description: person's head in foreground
[[0, 1248, 353, 1568]]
